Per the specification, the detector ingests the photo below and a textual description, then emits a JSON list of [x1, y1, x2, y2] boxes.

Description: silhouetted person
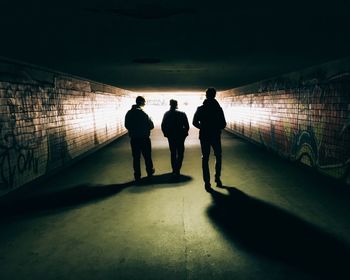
[[125, 96, 155, 181], [193, 88, 226, 192], [161, 99, 189, 176]]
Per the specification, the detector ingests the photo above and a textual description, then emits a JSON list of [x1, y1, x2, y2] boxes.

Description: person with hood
[[125, 96, 155, 181], [193, 88, 226, 192], [161, 99, 190, 176]]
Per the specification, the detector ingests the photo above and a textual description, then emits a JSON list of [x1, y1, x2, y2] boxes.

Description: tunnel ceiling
[[1, 0, 350, 92]]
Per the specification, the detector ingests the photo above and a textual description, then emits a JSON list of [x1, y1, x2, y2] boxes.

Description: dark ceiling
[[1, 0, 350, 91]]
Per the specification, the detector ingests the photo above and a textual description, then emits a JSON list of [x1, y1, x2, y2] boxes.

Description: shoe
[[134, 176, 141, 185], [174, 171, 181, 181], [205, 182, 212, 193], [147, 168, 155, 178], [215, 178, 223, 188]]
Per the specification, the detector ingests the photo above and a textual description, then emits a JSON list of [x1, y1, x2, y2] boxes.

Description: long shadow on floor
[[207, 186, 350, 279], [0, 173, 191, 220]]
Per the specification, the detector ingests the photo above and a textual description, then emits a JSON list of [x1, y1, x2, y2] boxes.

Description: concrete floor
[[1, 128, 350, 280]]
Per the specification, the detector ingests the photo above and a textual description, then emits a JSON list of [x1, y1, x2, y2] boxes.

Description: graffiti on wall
[[0, 75, 130, 193], [221, 73, 350, 184], [0, 86, 48, 189], [42, 87, 72, 172]]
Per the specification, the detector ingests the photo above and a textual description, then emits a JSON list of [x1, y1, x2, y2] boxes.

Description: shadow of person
[[0, 182, 134, 220], [0, 173, 192, 220], [135, 172, 192, 186], [207, 186, 350, 279]]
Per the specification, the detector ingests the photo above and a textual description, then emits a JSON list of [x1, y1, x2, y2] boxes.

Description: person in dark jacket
[[125, 96, 155, 181], [193, 88, 226, 192], [161, 99, 190, 176]]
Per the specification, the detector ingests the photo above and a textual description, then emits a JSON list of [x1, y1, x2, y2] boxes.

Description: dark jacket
[[192, 99, 226, 139], [125, 105, 154, 138], [161, 109, 189, 138]]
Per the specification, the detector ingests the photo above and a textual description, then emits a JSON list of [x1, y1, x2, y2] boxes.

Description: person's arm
[[124, 111, 130, 130], [192, 108, 201, 129], [148, 115, 154, 130], [161, 113, 168, 136], [220, 108, 227, 129], [183, 113, 190, 133]]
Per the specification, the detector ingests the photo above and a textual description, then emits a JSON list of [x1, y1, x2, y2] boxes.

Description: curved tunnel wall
[[0, 58, 134, 196], [218, 57, 350, 185]]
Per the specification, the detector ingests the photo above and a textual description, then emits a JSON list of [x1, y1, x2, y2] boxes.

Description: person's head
[[169, 99, 178, 110], [206, 87, 216, 100], [136, 96, 146, 107]]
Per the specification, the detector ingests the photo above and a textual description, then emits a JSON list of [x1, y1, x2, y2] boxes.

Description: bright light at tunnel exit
[[139, 92, 205, 126]]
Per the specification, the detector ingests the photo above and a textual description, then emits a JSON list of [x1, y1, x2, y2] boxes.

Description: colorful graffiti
[[220, 72, 350, 185]]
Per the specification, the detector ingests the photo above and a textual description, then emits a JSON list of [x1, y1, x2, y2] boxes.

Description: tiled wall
[[218, 58, 350, 185], [0, 58, 134, 195]]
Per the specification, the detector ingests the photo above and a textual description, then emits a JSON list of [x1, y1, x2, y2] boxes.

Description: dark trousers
[[130, 137, 154, 179], [200, 136, 222, 183], [167, 137, 185, 174]]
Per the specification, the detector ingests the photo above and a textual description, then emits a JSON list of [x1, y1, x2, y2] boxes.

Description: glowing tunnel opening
[[133, 92, 205, 126]]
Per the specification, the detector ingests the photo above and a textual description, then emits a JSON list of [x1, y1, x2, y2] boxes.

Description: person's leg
[[176, 137, 185, 175], [130, 138, 141, 180], [212, 137, 223, 186], [141, 137, 155, 177], [168, 138, 177, 173], [200, 138, 211, 186]]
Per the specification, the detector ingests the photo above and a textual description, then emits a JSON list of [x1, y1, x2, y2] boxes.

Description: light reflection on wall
[[226, 104, 251, 125], [64, 94, 135, 158], [219, 93, 271, 138]]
